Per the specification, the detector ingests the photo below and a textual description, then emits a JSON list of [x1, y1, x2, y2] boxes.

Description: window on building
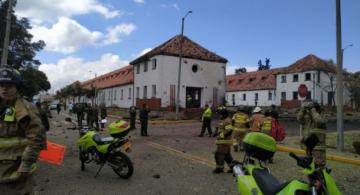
[[144, 61, 148, 72], [293, 92, 298, 100], [114, 89, 116, 100], [268, 92, 272, 100], [128, 88, 131, 99], [136, 64, 140, 74], [121, 89, 123, 100], [293, 74, 298, 82], [243, 93, 246, 101], [281, 75, 287, 83], [143, 86, 147, 98], [305, 73, 311, 81], [255, 93, 259, 101], [317, 71, 321, 83], [152, 85, 156, 98], [232, 94, 235, 106], [281, 92, 286, 100], [136, 87, 140, 99], [108, 91, 111, 100], [306, 91, 312, 100], [152, 59, 157, 70]]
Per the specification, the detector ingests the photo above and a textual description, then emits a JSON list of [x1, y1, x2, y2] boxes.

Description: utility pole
[[336, 0, 344, 151], [1, 0, 14, 67], [175, 11, 192, 120]]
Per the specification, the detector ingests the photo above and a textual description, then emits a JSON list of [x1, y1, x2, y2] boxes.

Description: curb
[[276, 145, 360, 166]]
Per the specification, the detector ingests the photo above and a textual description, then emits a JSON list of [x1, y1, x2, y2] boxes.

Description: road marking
[[147, 141, 216, 168]]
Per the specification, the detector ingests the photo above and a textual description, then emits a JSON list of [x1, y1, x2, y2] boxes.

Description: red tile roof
[[277, 54, 336, 74], [226, 68, 285, 92], [130, 35, 228, 65], [226, 54, 336, 92], [81, 66, 133, 89]]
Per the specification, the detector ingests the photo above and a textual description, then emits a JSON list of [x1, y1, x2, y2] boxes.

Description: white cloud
[[226, 65, 258, 75], [137, 48, 152, 57], [160, 3, 180, 11], [30, 17, 103, 53], [15, 0, 121, 22], [134, 0, 145, 4], [39, 53, 129, 93], [103, 24, 136, 45], [30, 18, 136, 53]]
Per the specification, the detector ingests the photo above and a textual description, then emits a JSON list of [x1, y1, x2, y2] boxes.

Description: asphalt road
[[32, 111, 360, 195]]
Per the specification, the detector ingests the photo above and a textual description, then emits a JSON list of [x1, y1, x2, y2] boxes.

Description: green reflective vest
[[202, 107, 212, 118], [261, 117, 272, 132]]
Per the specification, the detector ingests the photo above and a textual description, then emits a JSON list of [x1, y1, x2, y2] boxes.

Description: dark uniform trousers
[[215, 144, 233, 169], [200, 117, 212, 136], [140, 120, 148, 136]]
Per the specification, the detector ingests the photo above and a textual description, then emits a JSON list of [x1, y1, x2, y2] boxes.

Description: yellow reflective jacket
[[215, 117, 233, 145], [232, 112, 249, 132], [0, 96, 46, 183]]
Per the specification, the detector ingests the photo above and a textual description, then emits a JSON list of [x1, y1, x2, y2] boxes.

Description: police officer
[[199, 104, 212, 137], [139, 103, 150, 136], [129, 106, 136, 130], [232, 106, 250, 152], [213, 108, 233, 174], [0, 67, 46, 194], [297, 101, 327, 167]]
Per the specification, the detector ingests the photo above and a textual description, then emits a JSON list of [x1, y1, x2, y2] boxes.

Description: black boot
[[212, 168, 224, 174]]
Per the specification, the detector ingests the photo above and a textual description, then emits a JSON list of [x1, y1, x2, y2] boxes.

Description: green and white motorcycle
[[76, 119, 133, 179], [232, 132, 341, 195]]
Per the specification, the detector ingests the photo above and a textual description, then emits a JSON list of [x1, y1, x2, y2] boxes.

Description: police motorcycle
[[67, 118, 133, 179], [232, 132, 341, 195]]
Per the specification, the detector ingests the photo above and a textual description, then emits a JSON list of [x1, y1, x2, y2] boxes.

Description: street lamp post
[[176, 10, 192, 120]]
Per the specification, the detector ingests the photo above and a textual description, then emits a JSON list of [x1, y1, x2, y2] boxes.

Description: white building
[[130, 35, 227, 109], [81, 66, 133, 108], [226, 54, 351, 108]]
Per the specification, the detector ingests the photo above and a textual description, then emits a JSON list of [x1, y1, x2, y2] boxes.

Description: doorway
[[186, 87, 201, 108]]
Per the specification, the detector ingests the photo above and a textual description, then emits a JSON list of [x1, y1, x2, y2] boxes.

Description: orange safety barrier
[[39, 141, 66, 165]]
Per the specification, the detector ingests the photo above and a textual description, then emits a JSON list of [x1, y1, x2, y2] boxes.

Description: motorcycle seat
[[92, 134, 114, 145], [253, 168, 289, 195]]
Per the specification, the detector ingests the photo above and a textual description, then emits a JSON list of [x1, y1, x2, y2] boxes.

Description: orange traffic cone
[[39, 141, 66, 165]]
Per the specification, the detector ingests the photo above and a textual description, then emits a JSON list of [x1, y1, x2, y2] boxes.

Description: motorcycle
[[232, 132, 341, 195], [67, 118, 134, 179]]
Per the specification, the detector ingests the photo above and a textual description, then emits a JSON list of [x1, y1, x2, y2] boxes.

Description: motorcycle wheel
[[108, 152, 134, 179], [79, 146, 86, 171]]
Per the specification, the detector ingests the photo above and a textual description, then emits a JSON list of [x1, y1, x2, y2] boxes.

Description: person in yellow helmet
[[0, 67, 46, 194]]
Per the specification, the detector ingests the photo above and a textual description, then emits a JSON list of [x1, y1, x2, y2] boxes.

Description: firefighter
[[232, 106, 250, 152], [297, 101, 327, 167], [261, 110, 274, 163], [250, 106, 264, 132], [199, 104, 212, 137], [213, 108, 233, 174], [0, 67, 46, 194]]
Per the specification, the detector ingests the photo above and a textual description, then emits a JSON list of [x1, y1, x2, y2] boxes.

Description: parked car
[[49, 103, 57, 110]]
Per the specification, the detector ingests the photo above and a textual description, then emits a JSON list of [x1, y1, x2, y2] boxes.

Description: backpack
[[271, 118, 286, 142]]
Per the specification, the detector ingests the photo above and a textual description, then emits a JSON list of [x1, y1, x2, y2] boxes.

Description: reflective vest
[[261, 117, 272, 133], [215, 119, 233, 145], [233, 113, 249, 132], [202, 107, 212, 118]]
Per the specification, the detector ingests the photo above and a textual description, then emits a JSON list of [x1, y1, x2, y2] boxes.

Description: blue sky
[[13, 0, 360, 92]]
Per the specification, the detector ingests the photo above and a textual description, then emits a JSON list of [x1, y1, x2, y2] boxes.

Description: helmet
[[253, 107, 262, 113], [0, 67, 22, 84]]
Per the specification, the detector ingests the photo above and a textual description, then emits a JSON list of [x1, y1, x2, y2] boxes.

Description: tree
[[0, 0, 46, 69], [18, 67, 51, 99], [0, 0, 50, 99], [258, 58, 271, 70], [235, 67, 247, 74], [347, 71, 360, 111]]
